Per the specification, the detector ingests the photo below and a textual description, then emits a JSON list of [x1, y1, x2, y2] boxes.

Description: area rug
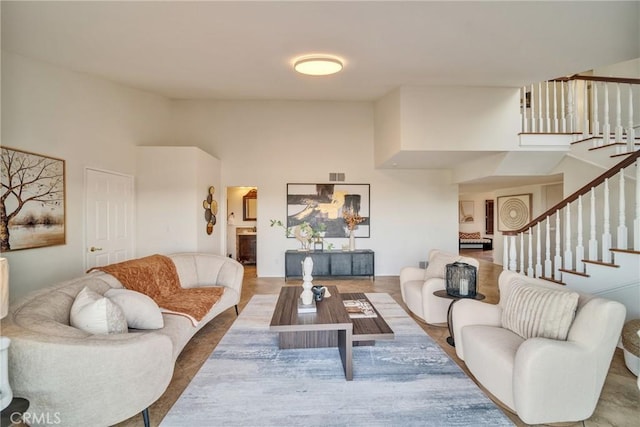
[[161, 293, 513, 426]]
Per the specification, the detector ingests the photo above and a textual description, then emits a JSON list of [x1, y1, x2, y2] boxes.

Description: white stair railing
[[521, 75, 640, 153], [503, 152, 639, 281]]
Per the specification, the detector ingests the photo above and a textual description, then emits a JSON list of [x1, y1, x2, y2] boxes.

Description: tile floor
[[115, 256, 639, 427]]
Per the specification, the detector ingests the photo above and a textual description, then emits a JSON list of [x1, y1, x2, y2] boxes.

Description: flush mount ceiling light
[[293, 55, 343, 76]]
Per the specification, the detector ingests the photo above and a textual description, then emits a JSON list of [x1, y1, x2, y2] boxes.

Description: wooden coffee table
[[269, 286, 393, 381]]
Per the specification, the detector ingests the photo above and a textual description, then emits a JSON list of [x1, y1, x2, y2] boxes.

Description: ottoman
[[622, 319, 640, 376]]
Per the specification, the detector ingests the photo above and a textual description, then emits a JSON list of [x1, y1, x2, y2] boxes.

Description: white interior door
[[85, 168, 134, 269]]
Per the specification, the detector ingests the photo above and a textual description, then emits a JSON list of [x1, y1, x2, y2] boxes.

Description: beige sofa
[[452, 270, 626, 425], [2, 253, 243, 427]]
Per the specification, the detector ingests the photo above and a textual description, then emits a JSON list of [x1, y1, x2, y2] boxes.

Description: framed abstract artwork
[[497, 193, 532, 232], [0, 147, 66, 251], [286, 183, 370, 238]]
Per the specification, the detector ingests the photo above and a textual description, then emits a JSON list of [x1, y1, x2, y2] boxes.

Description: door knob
[[90, 246, 103, 252]]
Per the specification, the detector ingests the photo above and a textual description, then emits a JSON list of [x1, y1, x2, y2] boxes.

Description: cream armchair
[[452, 270, 626, 425], [400, 249, 479, 324]]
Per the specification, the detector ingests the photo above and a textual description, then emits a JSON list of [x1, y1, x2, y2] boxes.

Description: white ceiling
[[2, 1, 639, 101]]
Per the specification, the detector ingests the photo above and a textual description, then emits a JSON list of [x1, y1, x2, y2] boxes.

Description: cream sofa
[[452, 270, 626, 425], [400, 249, 479, 324], [2, 253, 243, 427]]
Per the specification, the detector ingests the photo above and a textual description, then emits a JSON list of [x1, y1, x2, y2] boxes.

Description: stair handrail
[[553, 74, 640, 85], [503, 150, 640, 236]]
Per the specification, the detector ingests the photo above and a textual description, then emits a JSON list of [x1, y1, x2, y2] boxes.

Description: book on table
[[342, 299, 377, 318]]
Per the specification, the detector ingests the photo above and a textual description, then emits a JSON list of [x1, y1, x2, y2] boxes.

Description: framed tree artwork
[[286, 183, 370, 238], [1, 147, 66, 251], [497, 193, 532, 232]]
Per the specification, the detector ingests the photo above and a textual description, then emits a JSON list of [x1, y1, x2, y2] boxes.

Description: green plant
[[269, 219, 292, 237]]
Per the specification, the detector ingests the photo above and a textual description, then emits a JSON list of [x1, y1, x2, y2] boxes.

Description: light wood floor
[[116, 254, 639, 427]]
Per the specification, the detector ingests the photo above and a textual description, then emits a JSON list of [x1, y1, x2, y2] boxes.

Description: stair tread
[[610, 248, 640, 255], [582, 259, 620, 267], [558, 268, 590, 277], [539, 276, 566, 285]]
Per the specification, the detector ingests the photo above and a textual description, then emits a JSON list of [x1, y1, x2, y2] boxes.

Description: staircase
[[502, 74, 640, 321]]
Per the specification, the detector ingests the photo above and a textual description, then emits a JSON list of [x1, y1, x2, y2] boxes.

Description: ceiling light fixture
[[293, 55, 343, 76]]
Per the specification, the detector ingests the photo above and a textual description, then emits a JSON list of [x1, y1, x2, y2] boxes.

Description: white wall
[[1, 52, 172, 301], [136, 146, 221, 258], [170, 100, 460, 277], [400, 86, 521, 151]]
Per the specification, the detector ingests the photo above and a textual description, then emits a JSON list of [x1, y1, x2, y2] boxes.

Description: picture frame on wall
[[497, 193, 532, 232], [286, 183, 370, 238], [459, 200, 474, 223], [0, 146, 66, 251]]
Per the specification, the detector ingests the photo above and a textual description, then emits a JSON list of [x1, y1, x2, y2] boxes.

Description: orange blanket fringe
[[89, 254, 223, 325]]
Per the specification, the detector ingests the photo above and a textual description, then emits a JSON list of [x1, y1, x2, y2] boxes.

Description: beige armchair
[[452, 270, 626, 425], [400, 249, 479, 324]]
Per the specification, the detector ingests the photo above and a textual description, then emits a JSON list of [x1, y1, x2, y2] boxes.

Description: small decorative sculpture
[[300, 255, 314, 305]]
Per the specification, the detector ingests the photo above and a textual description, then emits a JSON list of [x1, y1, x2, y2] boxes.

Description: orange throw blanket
[[89, 254, 223, 326]]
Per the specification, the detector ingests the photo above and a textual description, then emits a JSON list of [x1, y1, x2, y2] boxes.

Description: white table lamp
[[0, 257, 13, 410]]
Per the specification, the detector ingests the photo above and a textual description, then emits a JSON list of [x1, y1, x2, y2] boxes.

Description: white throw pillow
[[502, 283, 579, 340], [105, 288, 164, 330], [424, 252, 461, 280], [70, 287, 128, 335]]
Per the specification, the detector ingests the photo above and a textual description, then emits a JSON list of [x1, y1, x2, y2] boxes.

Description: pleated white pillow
[[70, 287, 128, 335], [502, 284, 579, 340], [105, 288, 164, 330]]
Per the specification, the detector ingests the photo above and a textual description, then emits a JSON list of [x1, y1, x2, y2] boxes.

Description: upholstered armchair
[[452, 270, 626, 425], [400, 249, 479, 324]]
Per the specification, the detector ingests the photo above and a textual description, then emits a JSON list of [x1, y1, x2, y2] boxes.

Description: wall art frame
[[459, 200, 474, 223], [286, 183, 370, 238], [0, 146, 66, 251], [497, 193, 532, 232]]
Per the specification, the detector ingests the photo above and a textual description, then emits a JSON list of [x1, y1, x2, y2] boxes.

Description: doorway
[[85, 168, 134, 270], [226, 186, 258, 267]]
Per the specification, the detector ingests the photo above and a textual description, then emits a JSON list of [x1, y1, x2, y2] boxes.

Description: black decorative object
[[445, 262, 477, 297]]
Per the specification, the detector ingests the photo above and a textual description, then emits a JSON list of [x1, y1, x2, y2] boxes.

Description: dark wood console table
[[285, 249, 374, 281]]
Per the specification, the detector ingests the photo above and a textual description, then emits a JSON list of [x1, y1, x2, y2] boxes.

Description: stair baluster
[[545, 217, 552, 277], [509, 235, 517, 271], [618, 169, 628, 249], [564, 204, 573, 270], [567, 80, 575, 133], [627, 85, 635, 153], [602, 84, 611, 147], [519, 232, 525, 273], [521, 86, 528, 133], [503, 235, 509, 270], [615, 83, 624, 143], [602, 178, 612, 263], [576, 195, 585, 273], [530, 84, 536, 133], [545, 81, 551, 133], [554, 212, 562, 280], [535, 223, 542, 277], [527, 227, 534, 277], [589, 187, 598, 260], [560, 80, 567, 133], [582, 82, 600, 140]]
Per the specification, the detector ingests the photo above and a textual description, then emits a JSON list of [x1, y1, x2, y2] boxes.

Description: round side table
[[1, 398, 29, 426], [433, 290, 485, 347]]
